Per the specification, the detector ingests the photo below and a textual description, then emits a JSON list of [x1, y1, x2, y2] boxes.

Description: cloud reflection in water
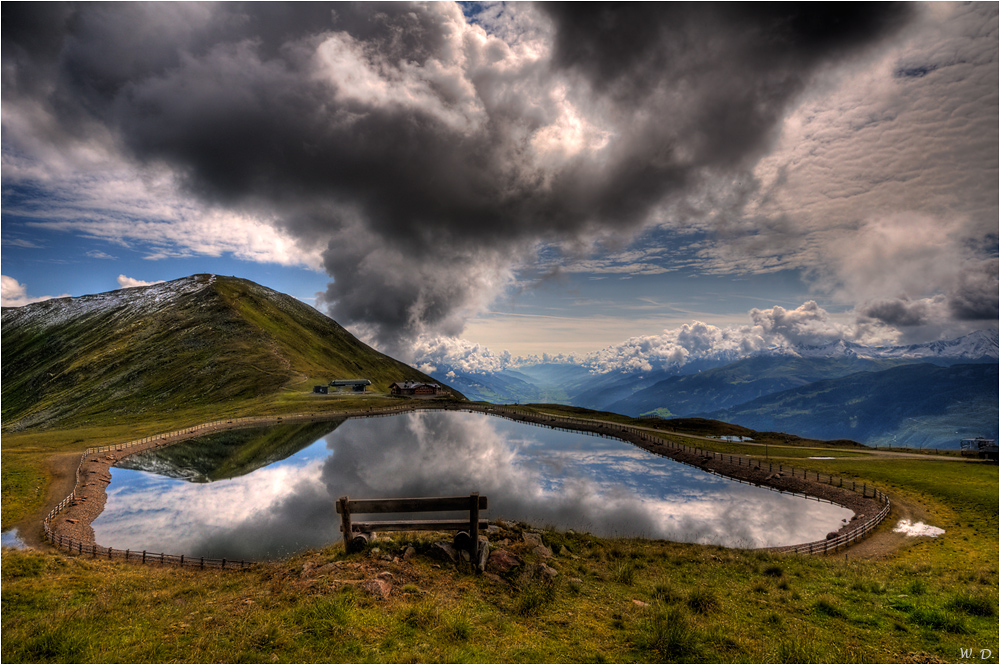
[[93, 412, 852, 559]]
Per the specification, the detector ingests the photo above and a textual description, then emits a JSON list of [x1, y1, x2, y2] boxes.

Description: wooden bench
[[336, 493, 488, 557]]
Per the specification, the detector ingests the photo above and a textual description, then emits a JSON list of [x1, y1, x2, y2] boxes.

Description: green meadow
[[3, 401, 998, 663]]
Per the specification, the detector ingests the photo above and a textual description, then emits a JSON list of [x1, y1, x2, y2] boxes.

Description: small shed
[[329, 379, 372, 393]]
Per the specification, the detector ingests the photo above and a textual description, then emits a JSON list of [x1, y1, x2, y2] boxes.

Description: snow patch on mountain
[[780, 330, 999, 361], [1, 274, 216, 331]]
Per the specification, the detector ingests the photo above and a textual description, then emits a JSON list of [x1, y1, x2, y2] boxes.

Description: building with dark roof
[[390, 381, 441, 397], [329, 379, 372, 393]]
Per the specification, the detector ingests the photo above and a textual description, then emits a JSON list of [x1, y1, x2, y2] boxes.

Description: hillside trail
[[16, 451, 80, 549]]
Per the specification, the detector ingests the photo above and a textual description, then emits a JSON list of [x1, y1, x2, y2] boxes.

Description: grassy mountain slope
[[1, 275, 445, 430], [702, 363, 998, 447]]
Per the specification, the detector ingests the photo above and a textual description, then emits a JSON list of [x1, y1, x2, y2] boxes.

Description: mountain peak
[[2, 274, 445, 430]]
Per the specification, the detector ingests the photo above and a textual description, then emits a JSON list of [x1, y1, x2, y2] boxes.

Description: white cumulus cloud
[[116, 275, 165, 289], [0, 275, 70, 307]]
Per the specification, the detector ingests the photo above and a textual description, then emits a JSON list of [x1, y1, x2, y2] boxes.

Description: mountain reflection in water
[[93, 411, 852, 560]]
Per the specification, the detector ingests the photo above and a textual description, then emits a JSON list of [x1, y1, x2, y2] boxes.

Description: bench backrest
[[337, 495, 488, 515], [336, 493, 487, 556]]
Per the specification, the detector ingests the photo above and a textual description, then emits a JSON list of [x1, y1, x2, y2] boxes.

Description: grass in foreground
[[3, 521, 997, 664], [3, 404, 997, 663]]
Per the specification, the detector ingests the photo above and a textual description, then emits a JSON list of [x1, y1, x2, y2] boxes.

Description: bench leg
[[469, 492, 480, 559], [338, 496, 353, 552]]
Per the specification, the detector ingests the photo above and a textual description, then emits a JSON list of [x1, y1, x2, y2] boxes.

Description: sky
[[2, 2, 997, 371]]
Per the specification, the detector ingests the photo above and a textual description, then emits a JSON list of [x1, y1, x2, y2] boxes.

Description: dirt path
[[827, 490, 934, 560], [16, 451, 80, 549], [27, 403, 927, 561], [524, 408, 950, 559]]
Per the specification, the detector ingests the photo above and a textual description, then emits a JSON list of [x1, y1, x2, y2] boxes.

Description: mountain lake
[[92, 410, 853, 560]]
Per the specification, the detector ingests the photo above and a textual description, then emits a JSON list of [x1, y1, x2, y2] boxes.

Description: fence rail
[[44, 401, 892, 565], [462, 405, 893, 555]]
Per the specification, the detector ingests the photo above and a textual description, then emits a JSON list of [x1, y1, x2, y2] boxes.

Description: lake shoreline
[[45, 403, 884, 555]]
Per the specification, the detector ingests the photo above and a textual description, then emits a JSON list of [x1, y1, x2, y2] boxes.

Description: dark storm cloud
[[857, 259, 999, 329], [948, 259, 1000, 321], [1, 2, 914, 349], [545, 3, 909, 86], [858, 296, 942, 328], [542, 3, 912, 166]]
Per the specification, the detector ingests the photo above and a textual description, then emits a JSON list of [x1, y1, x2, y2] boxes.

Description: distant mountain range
[[1, 275, 439, 430], [3, 274, 995, 449], [422, 330, 999, 448], [702, 362, 997, 449]]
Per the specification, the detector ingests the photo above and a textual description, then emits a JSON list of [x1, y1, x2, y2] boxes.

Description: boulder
[[359, 578, 391, 601], [302, 562, 341, 578], [522, 532, 544, 548], [485, 548, 522, 575], [476, 537, 490, 572], [538, 564, 558, 581], [431, 541, 459, 563], [518, 562, 559, 585]]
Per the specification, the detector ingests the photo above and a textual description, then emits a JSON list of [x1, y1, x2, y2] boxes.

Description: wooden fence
[[43, 401, 892, 566], [461, 404, 893, 555], [44, 405, 422, 568]]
